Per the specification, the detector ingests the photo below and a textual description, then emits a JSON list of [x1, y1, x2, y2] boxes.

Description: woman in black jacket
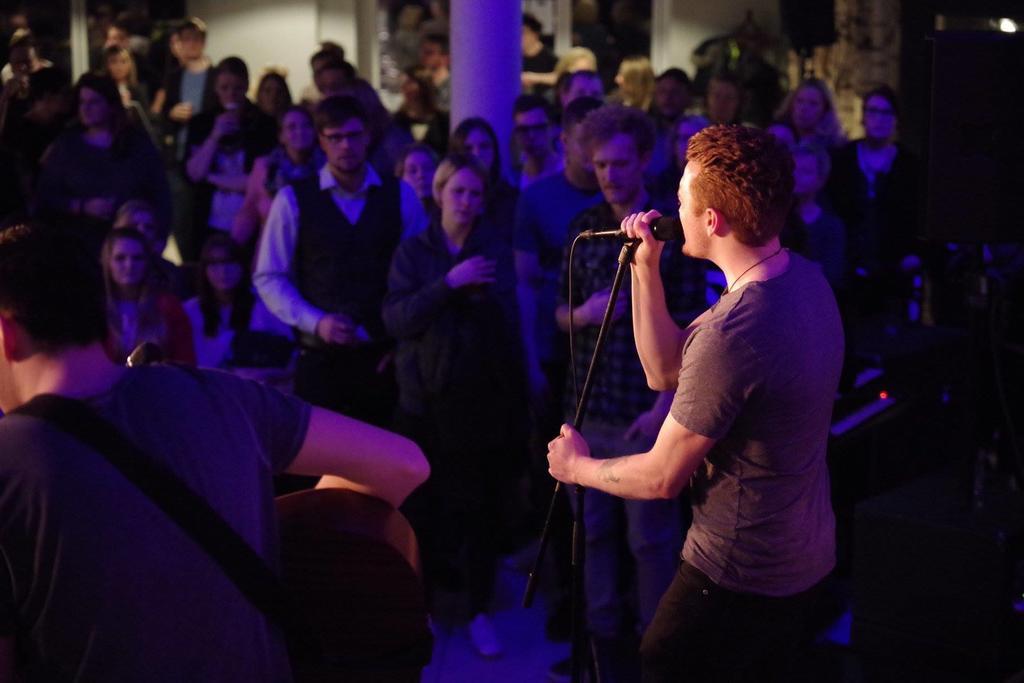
[[826, 85, 920, 316], [383, 153, 526, 658]]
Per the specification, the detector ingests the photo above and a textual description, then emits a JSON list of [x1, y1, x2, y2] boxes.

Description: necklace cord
[[724, 247, 784, 295]]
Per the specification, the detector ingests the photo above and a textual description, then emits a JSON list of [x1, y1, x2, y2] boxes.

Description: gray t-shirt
[[0, 365, 311, 682], [671, 252, 843, 596]]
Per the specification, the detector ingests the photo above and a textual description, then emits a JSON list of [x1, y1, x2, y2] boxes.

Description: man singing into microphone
[[548, 125, 843, 682]]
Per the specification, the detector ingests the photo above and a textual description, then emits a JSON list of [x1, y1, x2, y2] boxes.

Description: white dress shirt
[[253, 164, 428, 335]]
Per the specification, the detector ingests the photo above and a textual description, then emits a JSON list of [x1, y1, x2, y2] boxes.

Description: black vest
[[292, 173, 403, 346]]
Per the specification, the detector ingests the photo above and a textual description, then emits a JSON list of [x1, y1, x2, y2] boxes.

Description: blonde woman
[[522, 45, 598, 92], [103, 45, 147, 110], [774, 78, 846, 149], [612, 55, 655, 112], [384, 154, 526, 659]]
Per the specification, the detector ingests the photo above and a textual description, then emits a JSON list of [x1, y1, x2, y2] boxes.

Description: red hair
[[685, 125, 794, 246]]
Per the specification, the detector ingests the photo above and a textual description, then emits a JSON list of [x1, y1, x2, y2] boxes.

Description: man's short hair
[[562, 96, 603, 131], [313, 54, 355, 80], [310, 41, 345, 66], [214, 56, 249, 85], [580, 103, 656, 157], [513, 93, 551, 119], [685, 125, 794, 246], [174, 17, 207, 38], [0, 223, 107, 351], [422, 33, 449, 55], [314, 95, 368, 132], [862, 84, 900, 119], [792, 141, 831, 180], [522, 13, 543, 36], [656, 67, 691, 89]]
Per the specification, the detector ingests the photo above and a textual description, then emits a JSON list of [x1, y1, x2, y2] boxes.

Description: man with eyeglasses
[[512, 94, 563, 191], [254, 95, 428, 434]]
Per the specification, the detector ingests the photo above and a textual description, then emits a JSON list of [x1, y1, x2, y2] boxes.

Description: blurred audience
[[791, 142, 846, 288], [612, 55, 655, 113], [520, 13, 557, 97], [704, 71, 743, 125], [827, 84, 919, 314], [101, 226, 195, 365], [185, 56, 277, 261], [512, 94, 562, 190], [450, 116, 517, 244], [254, 70, 292, 122], [775, 78, 846, 149], [113, 199, 192, 299], [395, 142, 440, 216], [393, 67, 449, 156], [35, 73, 170, 252], [651, 114, 709, 209], [185, 233, 293, 372], [419, 33, 451, 111], [231, 104, 324, 253]]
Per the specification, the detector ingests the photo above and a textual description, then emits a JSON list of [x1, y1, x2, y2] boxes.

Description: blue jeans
[[576, 420, 682, 638]]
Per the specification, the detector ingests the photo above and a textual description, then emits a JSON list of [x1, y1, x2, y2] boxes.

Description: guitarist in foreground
[[0, 222, 429, 681], [546, 126, 843, 682]]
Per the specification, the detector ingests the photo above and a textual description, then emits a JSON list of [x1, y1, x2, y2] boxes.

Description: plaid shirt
[[558, 202, 706, 426]]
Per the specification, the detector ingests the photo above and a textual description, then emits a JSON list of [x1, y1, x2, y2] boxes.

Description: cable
[[566, 233, 585, 410]]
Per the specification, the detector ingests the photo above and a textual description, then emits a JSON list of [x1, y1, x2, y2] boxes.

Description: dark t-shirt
[[523, 48, 558, 74], [0, 365, 310, 682], [803, 208, 846, 289], [513, 173, 602, 362], [671, 253, 842, 596], [523, 48, 558, 97]]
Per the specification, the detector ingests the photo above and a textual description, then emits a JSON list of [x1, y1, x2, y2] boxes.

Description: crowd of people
[[0, 6, 946, 681]]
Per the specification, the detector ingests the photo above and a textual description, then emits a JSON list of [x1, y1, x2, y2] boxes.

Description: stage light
[[878, 391, 889, 400], [999, 18, 1018, 33]]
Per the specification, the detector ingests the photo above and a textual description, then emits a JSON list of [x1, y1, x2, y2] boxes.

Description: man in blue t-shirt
[[514, 96, 604, 408]]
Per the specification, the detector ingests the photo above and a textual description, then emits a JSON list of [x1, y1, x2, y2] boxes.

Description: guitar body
[[276, 488, 433, 682]]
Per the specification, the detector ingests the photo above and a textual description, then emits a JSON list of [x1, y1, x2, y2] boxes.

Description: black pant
[[275, 345, 397, 496], [640, 561, 824, 683], [293, 345, 396, 428], [394, 408, 505, 616]]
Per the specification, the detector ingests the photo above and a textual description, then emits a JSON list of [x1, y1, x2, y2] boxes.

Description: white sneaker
[[468, 612, 503, 658]]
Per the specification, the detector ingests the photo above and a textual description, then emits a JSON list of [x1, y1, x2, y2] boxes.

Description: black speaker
[[924, 32, 1024, 243], [779, 0, 836, 53], [852, 470, 1024, 679]]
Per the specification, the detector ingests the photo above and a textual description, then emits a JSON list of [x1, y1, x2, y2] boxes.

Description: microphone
[[127, 342, 164, 367], [579, 215, 683, 242]]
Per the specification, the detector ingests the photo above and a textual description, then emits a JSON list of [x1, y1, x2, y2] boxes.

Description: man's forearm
[[576, 452, 672, 500], [631, 264, 687, 389], [296, 408, 430, 507]]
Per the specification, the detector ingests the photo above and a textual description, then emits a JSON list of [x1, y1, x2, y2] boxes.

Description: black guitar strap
[[11, 393, 320, 660]]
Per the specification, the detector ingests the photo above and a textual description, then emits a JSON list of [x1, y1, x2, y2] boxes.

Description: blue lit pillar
[[450, 0, 521, 175]]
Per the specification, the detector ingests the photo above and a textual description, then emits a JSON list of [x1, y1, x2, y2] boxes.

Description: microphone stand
[[523, 237, 640, 683]]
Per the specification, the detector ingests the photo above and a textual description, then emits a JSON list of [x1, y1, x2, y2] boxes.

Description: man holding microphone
[[547, 125, 844, 682]]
